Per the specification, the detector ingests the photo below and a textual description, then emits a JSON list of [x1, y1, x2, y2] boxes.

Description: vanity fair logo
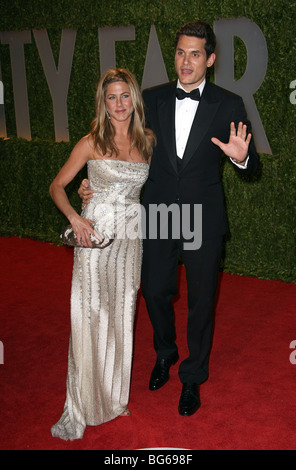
[[0, 18, 271, 153], [94, 197, 202, 251]]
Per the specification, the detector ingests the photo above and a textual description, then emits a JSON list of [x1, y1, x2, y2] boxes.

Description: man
[[79, 20, 259, 417]]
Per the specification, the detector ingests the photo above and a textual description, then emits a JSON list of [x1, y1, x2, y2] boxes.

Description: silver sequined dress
[[51, 159, 149, 441]]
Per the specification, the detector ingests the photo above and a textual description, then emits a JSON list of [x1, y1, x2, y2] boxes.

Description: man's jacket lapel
[[157, 83, 178, 173], [181, 82, 221, 170]]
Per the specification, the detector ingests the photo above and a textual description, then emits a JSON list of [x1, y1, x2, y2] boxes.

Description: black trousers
[[141, 234, 223, 385]]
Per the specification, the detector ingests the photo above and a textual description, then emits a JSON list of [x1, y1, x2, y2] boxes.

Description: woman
[[49, 68, 154, 441]]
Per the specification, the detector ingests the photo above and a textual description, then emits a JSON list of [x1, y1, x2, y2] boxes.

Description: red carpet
[[0, 236, 295, 450]]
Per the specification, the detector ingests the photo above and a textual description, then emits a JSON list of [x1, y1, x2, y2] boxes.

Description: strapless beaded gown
[[51, 159, 149, 441]]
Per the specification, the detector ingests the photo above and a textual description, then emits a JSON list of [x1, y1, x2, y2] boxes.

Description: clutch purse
[[60, 224, 114, 249]]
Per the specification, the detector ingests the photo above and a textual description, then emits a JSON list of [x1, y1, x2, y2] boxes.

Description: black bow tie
[[175, 87, 200, 101]]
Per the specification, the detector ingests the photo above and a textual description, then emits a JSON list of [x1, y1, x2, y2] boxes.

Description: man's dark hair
[[175, 20, 216, 58]]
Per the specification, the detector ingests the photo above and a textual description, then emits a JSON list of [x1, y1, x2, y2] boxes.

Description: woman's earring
[[106, 110, 111, 120]]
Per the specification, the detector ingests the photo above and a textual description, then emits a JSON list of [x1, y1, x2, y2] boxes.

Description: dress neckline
[[88, 158, 148, 165]]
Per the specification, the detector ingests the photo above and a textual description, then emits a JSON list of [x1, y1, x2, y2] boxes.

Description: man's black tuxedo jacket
[[142, 80, 259, 242]]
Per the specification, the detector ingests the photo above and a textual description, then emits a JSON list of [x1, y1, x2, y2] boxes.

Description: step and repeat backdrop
[[0, 0, 295, 281]]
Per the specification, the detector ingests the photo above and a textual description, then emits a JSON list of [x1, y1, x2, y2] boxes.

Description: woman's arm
[[49, 136, 98, 247]]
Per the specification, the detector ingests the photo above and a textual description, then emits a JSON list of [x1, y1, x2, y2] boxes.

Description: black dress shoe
[[178, 383, 201, 416], [149, 352, 179, 391]]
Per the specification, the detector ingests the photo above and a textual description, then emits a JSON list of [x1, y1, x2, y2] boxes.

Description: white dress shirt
[[175, 79, 248, 168], [175, 79, 205, 159]]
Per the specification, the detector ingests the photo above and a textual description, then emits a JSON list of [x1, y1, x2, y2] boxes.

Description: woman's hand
[[69, 215, 102, 247]]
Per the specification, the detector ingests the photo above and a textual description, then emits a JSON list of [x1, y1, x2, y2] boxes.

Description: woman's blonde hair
[[90, 68, 154, 161]]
